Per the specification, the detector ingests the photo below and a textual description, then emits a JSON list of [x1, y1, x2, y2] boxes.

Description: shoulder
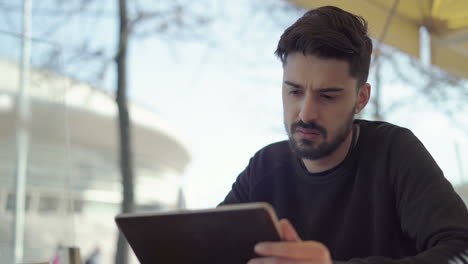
[[356, 119, 417, 149], [246, 140, 294, 181], [356, 119, 439, 175], [356, 119, 412, 139], [251, 140, 292, 164], [355, 120, 430, 170]]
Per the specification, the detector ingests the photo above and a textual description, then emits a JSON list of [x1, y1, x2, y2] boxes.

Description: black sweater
[[221, 120, 468, 263]]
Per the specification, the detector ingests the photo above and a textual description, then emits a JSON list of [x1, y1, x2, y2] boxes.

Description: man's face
[[282, 53, 360, 160]]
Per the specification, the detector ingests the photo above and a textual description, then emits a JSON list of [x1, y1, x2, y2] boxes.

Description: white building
[[0, 59, 191, 263], [455, 184, 468, 206]]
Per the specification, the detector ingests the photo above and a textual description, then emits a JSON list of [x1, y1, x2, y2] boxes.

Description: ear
[[355, 83, 371, 114]]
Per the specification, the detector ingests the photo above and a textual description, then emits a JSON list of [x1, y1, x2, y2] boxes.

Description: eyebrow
[[284, 81, 302, 88], [318, 87, 344, 92], [284, 81, 344, 92]]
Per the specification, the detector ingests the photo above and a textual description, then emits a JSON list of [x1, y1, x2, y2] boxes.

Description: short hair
[[275, 6, 373, 86]]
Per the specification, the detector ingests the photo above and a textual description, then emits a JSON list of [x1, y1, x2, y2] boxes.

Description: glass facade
[[0, 59, 190, 263]]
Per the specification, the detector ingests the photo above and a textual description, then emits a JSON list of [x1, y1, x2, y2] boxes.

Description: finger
[[247, 257, 325, 264], [254, 241, 331, 261], [279, 219, 302, 242]]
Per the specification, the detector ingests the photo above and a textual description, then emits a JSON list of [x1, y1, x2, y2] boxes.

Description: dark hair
[[275, 6, 372, 86]]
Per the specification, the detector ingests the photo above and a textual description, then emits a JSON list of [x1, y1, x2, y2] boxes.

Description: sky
[[1, 0, 467, 210]]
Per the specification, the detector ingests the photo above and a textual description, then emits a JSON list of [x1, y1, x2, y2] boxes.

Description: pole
[[13, 0, 32, 263], [454, 141, 465, 183], [373, 50, 382, 121]]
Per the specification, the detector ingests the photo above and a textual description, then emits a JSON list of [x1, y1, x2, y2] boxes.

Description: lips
[[296, 127, 320, 135], [295, 127, 321, 140]]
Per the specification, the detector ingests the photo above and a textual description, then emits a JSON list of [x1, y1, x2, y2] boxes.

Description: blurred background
[[1, 0, 467, 263]]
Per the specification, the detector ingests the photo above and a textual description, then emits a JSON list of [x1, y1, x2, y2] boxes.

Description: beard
[[285, 109, 355, 160]]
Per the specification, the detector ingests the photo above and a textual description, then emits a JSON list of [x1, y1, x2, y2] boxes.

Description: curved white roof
[[0, 59, 191, 174]]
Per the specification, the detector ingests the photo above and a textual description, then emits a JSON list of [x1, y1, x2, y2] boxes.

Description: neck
[[302, 126, 354, 173]]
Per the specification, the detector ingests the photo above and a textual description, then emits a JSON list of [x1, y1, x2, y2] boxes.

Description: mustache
[[291, 120, 327, 136]]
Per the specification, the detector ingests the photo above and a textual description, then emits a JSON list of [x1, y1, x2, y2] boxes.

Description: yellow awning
[[290, 0, 468, 79]]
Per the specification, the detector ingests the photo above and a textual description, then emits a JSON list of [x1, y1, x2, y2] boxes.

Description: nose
[[299, 94, 319, 123]]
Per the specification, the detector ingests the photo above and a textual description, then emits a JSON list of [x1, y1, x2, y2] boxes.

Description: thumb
[[279, 219, 302, 242]]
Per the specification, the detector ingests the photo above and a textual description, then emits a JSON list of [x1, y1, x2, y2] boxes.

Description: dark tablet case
[[115, 203, 281, 264]]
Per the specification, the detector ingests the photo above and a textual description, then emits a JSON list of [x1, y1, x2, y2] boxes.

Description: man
[[220, 6, 468, 264]]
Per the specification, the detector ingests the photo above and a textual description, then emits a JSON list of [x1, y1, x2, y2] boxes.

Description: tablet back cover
[[116, 204, 281, 264]]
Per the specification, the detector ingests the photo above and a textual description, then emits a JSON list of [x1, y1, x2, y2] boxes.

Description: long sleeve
[[345, 129, 468, 264], [218, 124, 468, 263]]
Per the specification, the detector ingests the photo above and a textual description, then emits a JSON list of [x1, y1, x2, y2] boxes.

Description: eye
[[320, 94, 336, 100], [288, 90, 303, 96]]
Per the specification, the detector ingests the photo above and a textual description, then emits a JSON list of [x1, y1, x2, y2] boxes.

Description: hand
[[247, 219, 332, 264]]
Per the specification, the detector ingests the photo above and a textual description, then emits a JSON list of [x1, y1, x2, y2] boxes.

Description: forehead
[[283, 53, 357, 88]]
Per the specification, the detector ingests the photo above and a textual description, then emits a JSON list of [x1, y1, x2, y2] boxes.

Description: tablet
[[115, 202, 281, 264]]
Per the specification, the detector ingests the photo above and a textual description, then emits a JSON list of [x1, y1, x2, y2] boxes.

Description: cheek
[[283, 108, 293, 126], [283, 103, 300, 125], [330, 97, 357, 117], [282, 97, 295, 116], [283, 93, 303, 109], [322, 104, 355, 132]]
